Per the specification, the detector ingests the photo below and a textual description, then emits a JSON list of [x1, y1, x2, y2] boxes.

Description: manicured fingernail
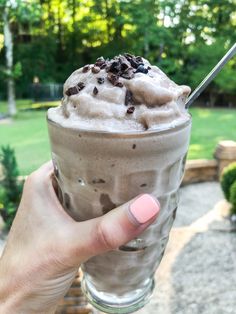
[[129, 194, 160, 224]]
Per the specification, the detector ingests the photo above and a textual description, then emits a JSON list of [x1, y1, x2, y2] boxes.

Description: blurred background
[[1, 0, 236, 102]]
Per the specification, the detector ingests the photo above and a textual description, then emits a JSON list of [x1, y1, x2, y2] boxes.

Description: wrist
[[0, 257, 57, 314], [0, 284, 56, 314]]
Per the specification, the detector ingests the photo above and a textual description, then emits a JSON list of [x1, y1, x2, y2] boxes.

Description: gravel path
[[137, 182, 236, 314], [1, 182, 235, 314]]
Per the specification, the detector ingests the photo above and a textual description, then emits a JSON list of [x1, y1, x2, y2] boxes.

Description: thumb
[[68, 194, 160, 264]]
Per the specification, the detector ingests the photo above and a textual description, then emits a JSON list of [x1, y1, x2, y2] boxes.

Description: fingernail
[[129, 194, 160, 224]]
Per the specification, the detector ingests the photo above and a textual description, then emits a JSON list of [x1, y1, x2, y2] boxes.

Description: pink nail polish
[[129, 194, 160, 224]]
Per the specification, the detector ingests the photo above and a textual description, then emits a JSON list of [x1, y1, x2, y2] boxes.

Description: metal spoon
[[185, 42, 236, 108]]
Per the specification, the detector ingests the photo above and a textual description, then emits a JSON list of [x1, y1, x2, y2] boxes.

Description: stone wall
[[214, 140, 236, 177], [182, 159, 218, 185], [182, 140, 236, 185]]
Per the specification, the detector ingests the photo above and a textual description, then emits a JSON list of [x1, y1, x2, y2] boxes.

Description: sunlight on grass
[[21, 101, 60, 110], [32, 101, 60, 107], [188, 144, 205, 159], [219, 114, 235, 121], [194, 109, 211, 118], [188, 148, 206, 160], [189, 144, 204, 152], [0, 100, 60, 113]]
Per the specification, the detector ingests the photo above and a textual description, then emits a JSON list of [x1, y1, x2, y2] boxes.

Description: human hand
[[0, 161, 160, 314]]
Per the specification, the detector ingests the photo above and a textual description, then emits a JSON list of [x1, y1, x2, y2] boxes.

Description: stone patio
[[136, 182, 236, 314]]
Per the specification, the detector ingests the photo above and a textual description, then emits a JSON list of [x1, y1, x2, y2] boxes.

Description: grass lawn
[[0, 99, 33, 113], [0, 99, 59, 113], [188, 107, 236, 159], [0, 110, 51, 176], [0, 101, 236, 175]]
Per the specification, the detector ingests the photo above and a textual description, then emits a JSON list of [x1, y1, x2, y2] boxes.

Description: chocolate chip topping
[[92, 66, 100, 74], [66, 54, 149, 98], [77, 82, 85, 90], [127, 106, 135, 114], [107, 73, 119, 86], [65, 86, 78, 96], [93, 86, 98, 95], [129, 58, 140, 69], [95, 57, 106, 68], [82, 65, 90, 73], [125, 90, 133, 106], [97, 77, 105, 84], [100, 63, 107, 69], [120, 62, 129, 71], [115, 81, 124, 88], [135, 64, 148, 74], [65, 82, 85, 96], [120, 68, 134, 80], [136, 56, 143, 63], [108, 61, 120, 74], [124, 53, 134, 60], [97, 53, 148, 84]]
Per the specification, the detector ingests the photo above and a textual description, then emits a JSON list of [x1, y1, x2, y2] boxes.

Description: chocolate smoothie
[[47, 54, 191, 313]]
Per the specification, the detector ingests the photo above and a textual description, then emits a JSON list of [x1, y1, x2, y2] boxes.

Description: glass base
[[81, 277, 155, 314]]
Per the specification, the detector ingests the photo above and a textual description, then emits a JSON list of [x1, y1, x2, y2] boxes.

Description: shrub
[[220, 162, 236, 201], [229, 181, 236, 215], [0, 146, 23, 230]]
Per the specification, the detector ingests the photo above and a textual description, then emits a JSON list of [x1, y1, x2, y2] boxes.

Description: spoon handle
[[185, 42, 236, 108]]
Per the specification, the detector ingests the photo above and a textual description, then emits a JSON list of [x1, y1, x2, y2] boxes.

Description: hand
[[0, 161, 160, 314]]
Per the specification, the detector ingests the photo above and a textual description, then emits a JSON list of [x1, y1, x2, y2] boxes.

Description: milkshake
[[47, 54, 191, 313]]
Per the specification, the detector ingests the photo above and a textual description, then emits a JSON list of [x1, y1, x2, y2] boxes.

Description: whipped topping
[[47, 54, 191, 132]]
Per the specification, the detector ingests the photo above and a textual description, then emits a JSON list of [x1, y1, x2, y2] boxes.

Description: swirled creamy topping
[[48, 54, 191, 132]]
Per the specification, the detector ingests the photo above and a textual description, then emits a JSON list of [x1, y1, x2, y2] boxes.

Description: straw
[[185, 42, 236, 108]]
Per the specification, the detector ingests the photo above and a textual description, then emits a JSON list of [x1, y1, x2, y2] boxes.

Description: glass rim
[[47, 114, 191, 139]]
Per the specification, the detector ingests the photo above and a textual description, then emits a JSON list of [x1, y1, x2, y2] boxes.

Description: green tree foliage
[[0, 145, 23, 230], [0, 0, 235, 99], [0, 0, 42, 108]]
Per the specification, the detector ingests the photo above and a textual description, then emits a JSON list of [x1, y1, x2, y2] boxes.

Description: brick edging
[[182, 159, 218, 185]]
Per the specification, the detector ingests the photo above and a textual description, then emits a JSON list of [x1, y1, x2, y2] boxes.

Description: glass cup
[[47, 116, 191, 314]]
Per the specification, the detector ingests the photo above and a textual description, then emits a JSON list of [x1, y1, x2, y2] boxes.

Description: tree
[[0, 0, 41, 115], [0, 0, 235, 104], [1, 0, 17, 116]]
